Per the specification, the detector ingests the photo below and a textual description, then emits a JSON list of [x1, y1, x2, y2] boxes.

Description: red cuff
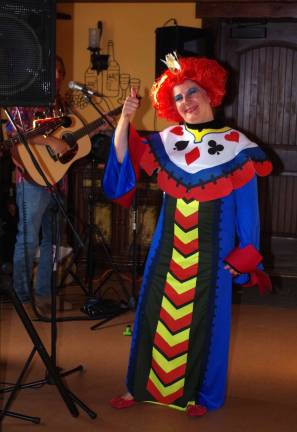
[[225, 244, 272, 295]]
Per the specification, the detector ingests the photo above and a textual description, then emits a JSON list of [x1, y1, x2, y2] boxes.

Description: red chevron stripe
[[169, 260, 198, 280], [164, 282, 195, 306], [151, 358, 186, 384], [154, 333, 189, 359], [147, 379, 184, 404], [173, 236, 199, 255], [160, 308, 193, 333], [175, 208, 198, 229]]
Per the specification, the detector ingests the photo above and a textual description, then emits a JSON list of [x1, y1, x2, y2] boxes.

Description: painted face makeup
[[173, 80, 214, 124]]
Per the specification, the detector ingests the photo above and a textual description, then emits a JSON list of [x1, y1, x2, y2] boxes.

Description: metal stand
[[58, 152, 131, 323], [90, 184, 139, 332], [0, 283, 89, 423], [2, 108, 97, 422], [58, 96, 132, 325], [131, 195, 139, 307]]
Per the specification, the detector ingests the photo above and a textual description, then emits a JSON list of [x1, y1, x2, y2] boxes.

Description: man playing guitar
[[6, 55, 112, 318]]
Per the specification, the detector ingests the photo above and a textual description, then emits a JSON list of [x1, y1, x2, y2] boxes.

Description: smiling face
[[173, 80, 214, 124]]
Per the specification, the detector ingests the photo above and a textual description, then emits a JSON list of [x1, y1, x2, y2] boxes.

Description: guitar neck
[[1, 116, 69, 151], [73, 106, 122, 141]]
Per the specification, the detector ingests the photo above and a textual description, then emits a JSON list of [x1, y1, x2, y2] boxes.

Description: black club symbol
[[208, 140, 224, 155], [174, 140, 189, 151]]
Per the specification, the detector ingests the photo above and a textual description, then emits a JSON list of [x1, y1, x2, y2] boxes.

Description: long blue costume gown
[[103, 120, 272, 411]]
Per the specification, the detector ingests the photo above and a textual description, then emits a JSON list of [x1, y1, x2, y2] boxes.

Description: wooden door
[[217, 20, 297, 281]]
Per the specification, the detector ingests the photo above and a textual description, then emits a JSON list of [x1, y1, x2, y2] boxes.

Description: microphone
[[68, 81, 102, 98]]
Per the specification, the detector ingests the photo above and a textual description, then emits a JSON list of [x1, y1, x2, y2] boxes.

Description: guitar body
[[15, 114, 91, 186], [5, 106, 121, 186]]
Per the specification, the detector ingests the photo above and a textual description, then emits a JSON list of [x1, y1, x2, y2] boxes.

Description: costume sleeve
[[224, 176, 272, 294], [234, 176, 260, 253], [102, 125, 147, 208]]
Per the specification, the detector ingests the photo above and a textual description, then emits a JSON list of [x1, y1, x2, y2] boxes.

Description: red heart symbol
[[185, 147, 200, 165], [225, 131, 240, 142], [170, 126, 184, 136]]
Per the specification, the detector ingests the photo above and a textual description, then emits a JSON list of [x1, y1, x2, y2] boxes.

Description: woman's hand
[[114, 87, 140, 163], [121, 87, 140, 120]]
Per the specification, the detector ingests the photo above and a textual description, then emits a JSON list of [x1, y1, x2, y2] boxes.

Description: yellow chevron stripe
[[176, 199, 199, 217], [167, 273, 196, 294], [172, 249, 198, 269], [156, 321, 190, 345], [161, 296, 193, 319], [149, 369, 185, 396], [174, 225, 198, 243], [152, 348, 187, 372]]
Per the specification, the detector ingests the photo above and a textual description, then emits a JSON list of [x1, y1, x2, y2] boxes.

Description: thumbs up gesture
[[122, 87, 140, 120]]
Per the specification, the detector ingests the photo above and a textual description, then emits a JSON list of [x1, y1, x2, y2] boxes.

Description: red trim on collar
[[140, 144, 272, 202]]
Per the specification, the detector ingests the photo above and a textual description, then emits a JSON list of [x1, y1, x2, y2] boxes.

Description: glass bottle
[[105, 40, 120, 97], [84, 60, 98, 93]]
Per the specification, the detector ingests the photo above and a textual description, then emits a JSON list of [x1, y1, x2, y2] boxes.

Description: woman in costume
[[103, 55, 272, 417]]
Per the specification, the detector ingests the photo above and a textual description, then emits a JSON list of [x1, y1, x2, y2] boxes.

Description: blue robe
[[103, 123, 271, 410]]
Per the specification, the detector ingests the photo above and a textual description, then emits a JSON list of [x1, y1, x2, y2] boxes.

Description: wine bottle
[[84, 60, 98, 93], [105, 40, 120, 97]]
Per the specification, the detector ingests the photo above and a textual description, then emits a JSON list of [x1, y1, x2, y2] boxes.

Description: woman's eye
[[187, 87, 198, 96], [174, 94, 183, 102]]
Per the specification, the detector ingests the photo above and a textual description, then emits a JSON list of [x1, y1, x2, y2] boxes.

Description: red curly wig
[[151, 56, 228, 123]]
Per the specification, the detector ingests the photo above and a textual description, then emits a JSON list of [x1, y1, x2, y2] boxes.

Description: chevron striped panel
[[173, 235, 199, 255], [146, 198, 199, 404], [166, 273, 197, 294], [164, 282, 195, 307], [154, 333, 189, 358]]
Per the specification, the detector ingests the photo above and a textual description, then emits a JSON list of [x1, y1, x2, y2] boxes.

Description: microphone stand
[[0, 282, 78, 423], [84, 94, 137, 330], [79, 95, 131, 320], [2, 108, 97, 421], [130, 194, 138, 309]]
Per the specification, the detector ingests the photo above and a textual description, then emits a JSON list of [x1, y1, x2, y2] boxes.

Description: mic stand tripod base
[[0, 410, 40, 424], [0, 286, 97, 422], [0, 346, 41, 424]]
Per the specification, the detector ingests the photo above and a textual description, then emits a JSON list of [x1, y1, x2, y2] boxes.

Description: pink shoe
[[110, 395, 136, 409], [186, 404, 208, 417]]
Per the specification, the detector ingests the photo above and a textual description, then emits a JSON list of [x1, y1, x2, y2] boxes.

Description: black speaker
[[155, 26, 214, 77], [0, 0, 56, 107]]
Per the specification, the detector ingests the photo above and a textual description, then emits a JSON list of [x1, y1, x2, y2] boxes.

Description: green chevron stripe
[[152, 348, 187, 372], [172, 249, 198, 269], [156, 321, 190, 345], [161, 296, 194, 319], [149, 369, 185, 396], [166, 273, 197, 294], [176, 199, 199, 217], [174, 225, 198, 243]]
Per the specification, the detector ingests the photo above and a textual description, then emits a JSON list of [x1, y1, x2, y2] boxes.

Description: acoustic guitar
[[1, 106, 121, 186]]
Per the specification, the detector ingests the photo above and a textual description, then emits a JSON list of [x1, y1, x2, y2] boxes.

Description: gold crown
[[161, 51, 181, 73]]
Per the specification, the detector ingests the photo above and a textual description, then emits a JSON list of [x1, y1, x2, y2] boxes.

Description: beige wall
[[57, 3, 201, 130]]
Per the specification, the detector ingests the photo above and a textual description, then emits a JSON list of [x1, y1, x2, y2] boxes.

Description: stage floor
[[1, 287, 297, 432]]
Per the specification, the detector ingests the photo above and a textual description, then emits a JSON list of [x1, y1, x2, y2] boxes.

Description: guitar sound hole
[[59, 133, 78, 164]]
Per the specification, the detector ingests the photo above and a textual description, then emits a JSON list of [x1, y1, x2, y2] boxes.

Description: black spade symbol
[[174, 140, 189, 151]]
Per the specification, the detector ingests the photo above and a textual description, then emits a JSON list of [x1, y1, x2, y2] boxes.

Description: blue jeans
[[13, 180, 56, 302]]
